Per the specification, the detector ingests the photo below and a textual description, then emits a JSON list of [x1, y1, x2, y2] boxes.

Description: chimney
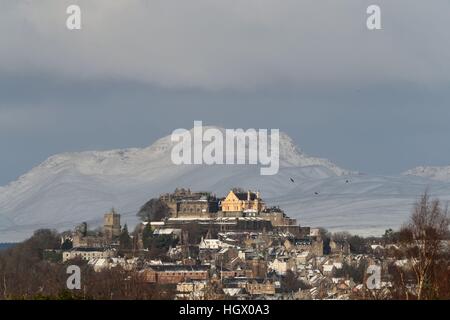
[[247, 190, 251, 201]]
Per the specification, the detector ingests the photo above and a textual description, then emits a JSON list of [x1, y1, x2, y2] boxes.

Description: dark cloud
[[1, 1, 450, 184], [2, 1, 449, 90]]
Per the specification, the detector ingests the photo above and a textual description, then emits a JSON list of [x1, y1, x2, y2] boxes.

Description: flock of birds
[[289, 177, 351, 196]]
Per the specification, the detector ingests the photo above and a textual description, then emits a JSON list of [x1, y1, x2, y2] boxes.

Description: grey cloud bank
[[0, 0, 450, 185], [2, 0, 450, 90]]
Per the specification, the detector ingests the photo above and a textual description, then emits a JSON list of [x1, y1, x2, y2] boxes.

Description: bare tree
[[331, 231, 351, 242], [398, 192, 449, 300]]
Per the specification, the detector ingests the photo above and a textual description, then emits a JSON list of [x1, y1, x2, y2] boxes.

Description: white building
[[269, 257, 296, 275], [62, 248, 116, 262], [199, 237, 232, 250]]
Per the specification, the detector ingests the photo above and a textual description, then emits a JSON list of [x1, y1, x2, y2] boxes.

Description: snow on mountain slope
[[403, 166, 450, 182], [274, 174, 450, 236], [0, 127, 353, 241], [277, 133, 353, 176], [1, 127, 449, 241]]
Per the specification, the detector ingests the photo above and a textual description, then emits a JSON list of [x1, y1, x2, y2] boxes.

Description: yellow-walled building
[[221, 190, 265, 213]]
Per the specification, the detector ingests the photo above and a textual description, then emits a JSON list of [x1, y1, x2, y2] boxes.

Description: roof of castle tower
[[234, 192, 257, 201]]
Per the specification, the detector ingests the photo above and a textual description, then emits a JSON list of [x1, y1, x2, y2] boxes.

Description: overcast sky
[[1, 0, 450, 185]]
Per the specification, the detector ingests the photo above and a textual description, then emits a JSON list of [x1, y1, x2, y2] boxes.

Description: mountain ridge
[[1, 127, 449, 242], [403, 165, 450, 181]]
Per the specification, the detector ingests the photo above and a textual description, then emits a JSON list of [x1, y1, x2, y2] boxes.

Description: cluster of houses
[[53, 188, 405, 299]]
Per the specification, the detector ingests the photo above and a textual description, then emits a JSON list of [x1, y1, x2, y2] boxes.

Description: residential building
[[246, 280, 276, 295], [62, 248, 116, 262], [141, 265, 210, 284]]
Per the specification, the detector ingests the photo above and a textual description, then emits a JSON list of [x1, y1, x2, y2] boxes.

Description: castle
[[154, 188, 305, 236], [160, 188, 219, 218], [159, 188, 266, 219]]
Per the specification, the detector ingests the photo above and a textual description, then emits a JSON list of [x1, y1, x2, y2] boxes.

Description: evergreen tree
[[119, 224, 132, 250], [61, 238, 73, 250], [137, 198, 170, 221]]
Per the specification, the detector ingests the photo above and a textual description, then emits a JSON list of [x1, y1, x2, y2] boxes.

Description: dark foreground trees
[[0, 230, 175, 300], [281, 270, 310, 293]]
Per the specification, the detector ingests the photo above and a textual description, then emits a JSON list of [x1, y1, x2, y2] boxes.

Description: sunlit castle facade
[[221, 190, 265, 214]]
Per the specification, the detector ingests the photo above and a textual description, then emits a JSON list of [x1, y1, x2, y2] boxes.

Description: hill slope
[[403, 166, 450, 182], [1, 127, 449, 241]]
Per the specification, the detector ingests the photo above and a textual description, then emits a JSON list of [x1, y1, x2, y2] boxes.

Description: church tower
[[104, 209, 121, 240]]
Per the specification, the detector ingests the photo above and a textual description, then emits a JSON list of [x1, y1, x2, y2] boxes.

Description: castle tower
[[104, 209, 121, 240]]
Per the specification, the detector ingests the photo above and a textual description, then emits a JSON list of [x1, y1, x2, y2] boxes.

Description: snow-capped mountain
[[403, 166, 450, 182], [1, 127, 449, 242], [277, 133, 352, 176], [0, 127, 352, 241]]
